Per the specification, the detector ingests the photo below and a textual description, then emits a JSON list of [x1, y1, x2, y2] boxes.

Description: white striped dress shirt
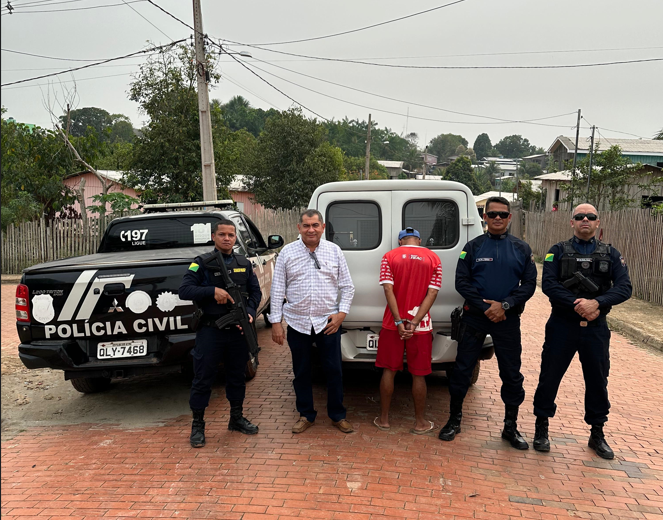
[[269, 238, 355, 335]]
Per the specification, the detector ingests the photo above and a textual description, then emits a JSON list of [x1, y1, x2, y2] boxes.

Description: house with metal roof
[[548, 136, 663, 170]]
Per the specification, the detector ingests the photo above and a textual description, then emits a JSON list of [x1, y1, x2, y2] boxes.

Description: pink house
[[63, 170, 139, 217], [229, 175, 264, 215]]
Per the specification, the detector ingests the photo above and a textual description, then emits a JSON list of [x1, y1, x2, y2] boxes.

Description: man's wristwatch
[[501, 301, 510, 311]]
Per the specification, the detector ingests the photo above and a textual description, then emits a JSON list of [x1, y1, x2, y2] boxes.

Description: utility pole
[[364, 113, 372, 181], [192, 0, 217, 202], [423, 146, 428, 180], [570, 108, 581, 208], [587, 125, 596, 197]]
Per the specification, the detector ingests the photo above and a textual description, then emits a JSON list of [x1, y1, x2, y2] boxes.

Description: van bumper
[[339, 329, 494, 366]]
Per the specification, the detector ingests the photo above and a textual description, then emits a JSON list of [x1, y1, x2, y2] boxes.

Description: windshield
[[98, 216, 223, 252]]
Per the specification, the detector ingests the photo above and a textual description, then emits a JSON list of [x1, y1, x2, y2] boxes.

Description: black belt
[[551, 308, 606, 327]]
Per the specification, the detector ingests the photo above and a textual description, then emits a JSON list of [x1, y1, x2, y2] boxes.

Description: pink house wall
[[63, 172, 139, 217], [230, 190, 265, 215]]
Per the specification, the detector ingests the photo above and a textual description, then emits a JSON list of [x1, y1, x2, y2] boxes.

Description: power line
[[582, 115, 646, 139], [219, 42, 663, 70], [247, 55, 576, 126], [2, 0, 96, 11], [1, 0, 146, 14], [1, 71, 134, 90], [145, 0, 193, 31], [246, 0, 468, 46], [119, 0, 172, 41], [1, 47, 152, 61], [221, 72, 281, 110], [237, 59, 578, 129], [0, 39, 186, 87]]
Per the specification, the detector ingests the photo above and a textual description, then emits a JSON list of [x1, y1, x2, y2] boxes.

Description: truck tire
[[445, 361, 481, 386], [245, 352, 258, 381], [70, 376, 111, 394]]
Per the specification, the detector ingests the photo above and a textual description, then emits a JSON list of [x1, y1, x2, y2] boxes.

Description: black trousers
[[286, 326, 346, 423], [533, 313, 611, 426], [449, 313, 525, 407], [189, 325, 248, 410]]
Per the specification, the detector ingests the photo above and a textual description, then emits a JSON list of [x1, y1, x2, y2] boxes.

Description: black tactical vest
[[558, 238, 613, 298], [200, 250, 251, 301]]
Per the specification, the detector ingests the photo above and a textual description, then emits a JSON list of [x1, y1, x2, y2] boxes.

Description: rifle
[[562, 271, 600, 293], [212, 251, 260, 358]]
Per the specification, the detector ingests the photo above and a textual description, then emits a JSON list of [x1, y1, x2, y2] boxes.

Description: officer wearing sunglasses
[[533, 203, 632, 459], [439, 196, 537, 450]]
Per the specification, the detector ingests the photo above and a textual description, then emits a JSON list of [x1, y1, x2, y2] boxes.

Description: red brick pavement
[[2, 283, 662, 519]]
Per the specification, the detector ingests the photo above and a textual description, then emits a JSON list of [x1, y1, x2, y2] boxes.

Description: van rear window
[[403, 200, 459, 248], [99, 216, 220, 252], [326, 202, 381, 250]]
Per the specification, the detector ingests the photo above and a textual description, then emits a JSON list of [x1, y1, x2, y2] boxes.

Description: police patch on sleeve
[[620, 256, 626, 266], [459, 251, 467, 259], [545, 253, 554, 262], [188, 262, 200, 272]]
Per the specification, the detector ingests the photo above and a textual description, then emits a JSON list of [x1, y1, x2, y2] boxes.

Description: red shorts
[[375, 328, 433, 376]]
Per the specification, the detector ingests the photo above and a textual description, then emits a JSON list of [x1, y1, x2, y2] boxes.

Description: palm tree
[[483, 161, 502, 187], [655, 128, 663, 140]]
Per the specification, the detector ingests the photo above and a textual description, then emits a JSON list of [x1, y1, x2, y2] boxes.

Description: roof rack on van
[[142, 200, 236, 213]]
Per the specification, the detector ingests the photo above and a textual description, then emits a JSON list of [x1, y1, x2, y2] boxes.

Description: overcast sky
[[2, 0, 662, 152]]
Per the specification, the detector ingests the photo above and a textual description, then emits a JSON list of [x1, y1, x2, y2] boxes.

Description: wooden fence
[[1, 209, 304, 275], [525, 209, 663, 306]]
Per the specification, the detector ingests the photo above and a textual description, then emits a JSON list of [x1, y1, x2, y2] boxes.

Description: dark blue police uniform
[[179, 249, 261, 411], [533, 237, 631, 426], [440, 230, 537, 448]]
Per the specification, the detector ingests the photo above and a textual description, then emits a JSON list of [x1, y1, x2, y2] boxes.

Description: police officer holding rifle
[[533, 203, 632, 459], [179, 219, 262, 447]]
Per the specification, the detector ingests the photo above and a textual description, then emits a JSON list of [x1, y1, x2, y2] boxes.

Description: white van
[[308, 179, 494, 380]]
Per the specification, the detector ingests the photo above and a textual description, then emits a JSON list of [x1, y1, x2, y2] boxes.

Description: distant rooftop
[[549, 136, 663, 156]]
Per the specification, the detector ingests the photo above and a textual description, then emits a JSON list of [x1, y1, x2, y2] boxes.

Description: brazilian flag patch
[[459, 251, 467, 259], [544, 253, 554, 262], [188, 262, 200, 272]]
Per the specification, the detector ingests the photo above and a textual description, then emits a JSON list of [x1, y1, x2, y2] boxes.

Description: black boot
[[588, 425, 614, 460], [533, 417, 550, 452], [501, 405, 529, 450], [439, 396, 463, 441], [228, 400, 259, 435], [190, 409, 206, 448]]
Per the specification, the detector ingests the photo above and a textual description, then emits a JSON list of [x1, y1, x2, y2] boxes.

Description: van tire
[[70, 376, 111, 394]]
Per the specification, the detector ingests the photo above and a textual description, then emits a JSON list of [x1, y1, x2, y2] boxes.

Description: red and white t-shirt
[[379, 245, 442, 334]]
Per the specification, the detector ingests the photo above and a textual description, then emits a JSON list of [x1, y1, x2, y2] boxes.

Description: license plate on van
[[97, 340, 147, 359], [366, 334, 379, 350]]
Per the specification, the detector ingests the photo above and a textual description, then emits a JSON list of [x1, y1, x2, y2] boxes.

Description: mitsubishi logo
[[108, 299, 124, 313]]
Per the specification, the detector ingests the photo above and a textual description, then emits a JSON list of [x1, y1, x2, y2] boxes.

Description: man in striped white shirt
[[270, 209, 355, 434]]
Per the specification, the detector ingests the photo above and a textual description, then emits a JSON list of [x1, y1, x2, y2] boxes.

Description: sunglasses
[[309, 251, 321, 269], [573, 213, 598, 221], [485, 211, 510, 219]]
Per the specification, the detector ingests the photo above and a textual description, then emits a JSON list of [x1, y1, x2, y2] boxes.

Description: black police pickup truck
[[15, 201, 284, 393]]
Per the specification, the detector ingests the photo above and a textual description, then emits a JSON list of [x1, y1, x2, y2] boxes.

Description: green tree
[[518, 180, 543, 210], [427, 133, 468, 163], [220, 95, 278, 137], [516, 161, 543, 179], [563, 144, 653, 210], [494, 134, 541, 158], [655, 128, 663, 140], [341, 155, 388, 180], [124, 43, 237, 203], [61, 107, 134, 143], [324, 118, 411, 161], [88, 192, 139, 218], [1, 110, 76, 226], [443, 156, 482, 194], [248, 109, 344, 210], [473, 133, 492, 160]]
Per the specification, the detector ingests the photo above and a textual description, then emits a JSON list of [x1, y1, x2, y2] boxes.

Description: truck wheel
[[470, 361, 481, 385], [245, 352, 258, 381], [70, 376, 111, 394]]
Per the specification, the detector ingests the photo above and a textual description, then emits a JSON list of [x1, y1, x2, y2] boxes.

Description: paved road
[[2, 283, 662, 519]]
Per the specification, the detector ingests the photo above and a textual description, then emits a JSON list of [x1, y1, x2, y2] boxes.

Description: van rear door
[[317, 191, 391, 325], [391, 189, 469, 326]]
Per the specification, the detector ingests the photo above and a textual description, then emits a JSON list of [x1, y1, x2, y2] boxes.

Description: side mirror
[[267, 235, 284, 249]]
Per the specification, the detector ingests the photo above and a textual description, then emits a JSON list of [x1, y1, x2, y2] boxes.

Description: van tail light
[[16, 284, 30, 322]]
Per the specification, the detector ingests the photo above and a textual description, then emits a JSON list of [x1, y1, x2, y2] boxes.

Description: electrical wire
[[221, 72, 281, 110], [219, 41, 663, 70], [1, 39, 186, 87], [2, 0, 97, 11], [119, 0, 172, 41], [1, 71, 134, 90], [145, 0, 193, 31], [1, 47, 152, 61], [247, 55, 576, 125], [1, 0, 146, 14], [237, 58, 578, 129], [246, 0, 467, 46]]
